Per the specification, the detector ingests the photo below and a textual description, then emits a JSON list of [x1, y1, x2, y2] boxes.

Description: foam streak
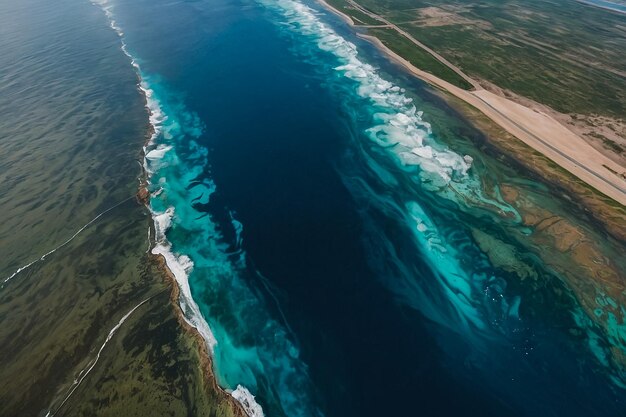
[[45, 295, 155, 416], [2, 196, 133, 285]]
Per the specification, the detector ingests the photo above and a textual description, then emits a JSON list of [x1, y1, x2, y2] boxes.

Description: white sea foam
[[150, 204, 217, 349], [152, 207, 174, 242], [146, 145, 172, 160], [232, 385, 265, 417], [152, 242, 218, 349]]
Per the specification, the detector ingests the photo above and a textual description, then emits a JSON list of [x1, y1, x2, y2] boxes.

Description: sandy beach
[[320, 0, 626, 207]]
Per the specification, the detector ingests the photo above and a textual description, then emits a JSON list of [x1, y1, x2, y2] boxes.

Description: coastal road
[[344, 0, 483, 91], [366, 32, 626, 205], [321, 0, 626, 206]]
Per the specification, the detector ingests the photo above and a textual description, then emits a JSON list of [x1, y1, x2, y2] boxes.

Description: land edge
[[137, 188, 248, 417], [316, 0, 626, 376], [317, 0, 626, 241], [324, 0, 626, 176], [151, 251, 248, 417], [137, 128, 247, 416]]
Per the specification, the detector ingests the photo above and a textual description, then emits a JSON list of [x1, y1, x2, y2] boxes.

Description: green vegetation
[[324, 0, 383, 25], [352, 0, 626, 118], [368, 27, 474, 90]]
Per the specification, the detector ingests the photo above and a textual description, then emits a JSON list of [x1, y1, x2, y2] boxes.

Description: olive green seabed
[[0, 196, 243, 417], [0, 149, 244, 416], [0, 3, 242, 413]]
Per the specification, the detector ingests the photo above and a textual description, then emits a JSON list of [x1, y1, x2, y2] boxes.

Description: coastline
[[135, 70, 249, 417], [115, 4, 250, 415], [317, 0, 626, 208], [577, 0, 626, 15], [317, 0, 626, 239], [314, 0, 626, 376], [150, 252, 247, 416]]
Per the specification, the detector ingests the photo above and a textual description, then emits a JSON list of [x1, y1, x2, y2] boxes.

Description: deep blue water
[[89, 0, 626, 415]]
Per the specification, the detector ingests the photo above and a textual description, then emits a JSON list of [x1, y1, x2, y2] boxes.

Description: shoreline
[[135, 87, 248, 417], [126, 17, 250, 417], [315, 0, 626, 374], [317, 0, 626, 209]]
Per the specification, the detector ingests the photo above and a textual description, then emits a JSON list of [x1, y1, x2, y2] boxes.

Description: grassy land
[[368, 26, 474, 90], [323, 0, 474, 89], [324, 0, 383, 25], [353, 0, 626, 118]]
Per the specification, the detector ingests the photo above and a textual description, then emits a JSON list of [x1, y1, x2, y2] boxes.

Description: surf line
[[2, 196, 134, 286], [44, 293, 159, 417]]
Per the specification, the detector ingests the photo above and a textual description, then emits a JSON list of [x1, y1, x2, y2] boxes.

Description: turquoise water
[[90, 0, 626, 415]]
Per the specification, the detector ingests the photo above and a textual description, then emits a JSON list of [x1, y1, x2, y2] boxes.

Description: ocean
[[3, 0, 626, 415]]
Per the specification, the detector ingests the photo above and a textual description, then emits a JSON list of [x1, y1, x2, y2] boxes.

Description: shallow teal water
[[580, 0, 626, 13], [90, 0, 626, 415]]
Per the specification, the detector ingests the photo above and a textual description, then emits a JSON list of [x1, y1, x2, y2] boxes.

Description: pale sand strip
[[319, 0, 626, 206]]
